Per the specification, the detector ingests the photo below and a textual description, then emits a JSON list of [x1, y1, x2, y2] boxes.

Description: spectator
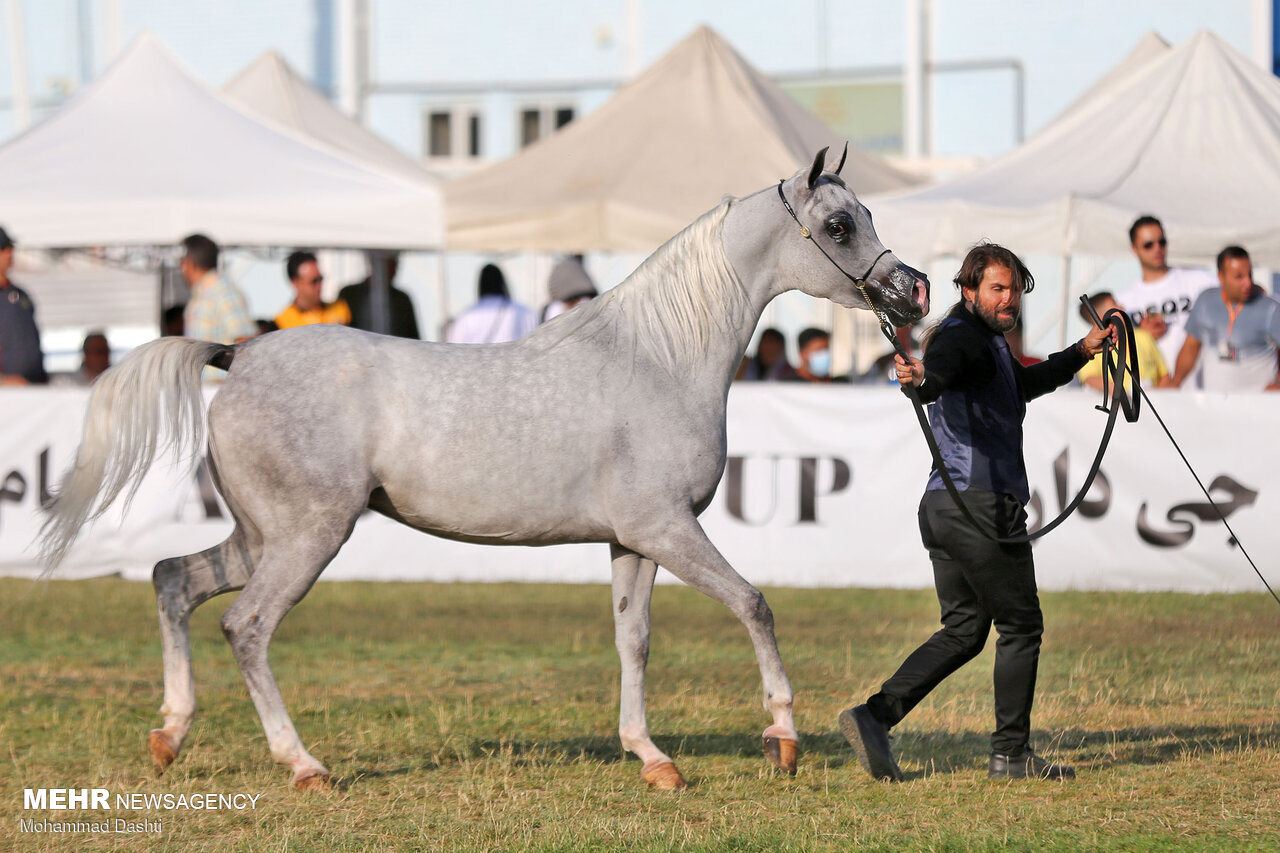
[[1115, 215, 1216, 376], [275, 251, 351, 330], [161, 304, 186, 337], [51, 330, 112, 386], [0, 226, 47, 385], [541, 256, 598, 322], [785, 327, 848, 383], [180, 233, 255, 345], [445, 263, 537, 344], [1077, 291, 1166, 390], [737, 327, 794, 381], [338, 252, 420, 339], [256, 319, 279, 336], [1162, 246, 1280, 392]]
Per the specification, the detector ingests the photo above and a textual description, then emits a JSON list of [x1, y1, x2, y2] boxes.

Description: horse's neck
[[720, 192, 794, 353], [587, 203, 775, 389]]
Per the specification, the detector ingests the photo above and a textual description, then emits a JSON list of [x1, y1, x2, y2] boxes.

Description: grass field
[[2, 577, 1278, 852]]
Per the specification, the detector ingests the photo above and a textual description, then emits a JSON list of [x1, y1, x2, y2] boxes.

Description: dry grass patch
[[1, 578, 1278, 851]]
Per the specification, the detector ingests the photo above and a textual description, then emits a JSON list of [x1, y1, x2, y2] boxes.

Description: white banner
[[1, 385, 1274, 592]]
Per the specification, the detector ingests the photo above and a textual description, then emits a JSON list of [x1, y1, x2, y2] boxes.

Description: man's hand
[[894, 354, 924, 386], [1078, 322, 1116, 358]]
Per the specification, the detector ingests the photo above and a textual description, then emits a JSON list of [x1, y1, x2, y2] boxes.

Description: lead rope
[[878, 287, 1279, 606], [777, 178, 1274, 596], [1082, 302, 1280, 608]]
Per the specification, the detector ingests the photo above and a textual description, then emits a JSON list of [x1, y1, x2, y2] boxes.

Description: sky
[[0, 0, 1262, 160]]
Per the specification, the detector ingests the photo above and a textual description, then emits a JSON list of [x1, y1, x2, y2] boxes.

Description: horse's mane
[[545, 199, 752, 375]]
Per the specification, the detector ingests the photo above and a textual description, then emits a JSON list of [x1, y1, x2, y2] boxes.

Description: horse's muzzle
[[884, 264, 930, 326]]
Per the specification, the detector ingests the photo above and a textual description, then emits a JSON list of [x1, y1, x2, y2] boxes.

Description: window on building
[[468, 113, 482, 157], [517, 103, 577, 149], [520, 109, 542, 148], [422, 106, 484, 160], [427, 112, 451, 157]]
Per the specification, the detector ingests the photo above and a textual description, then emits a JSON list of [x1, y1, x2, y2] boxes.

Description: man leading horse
[[841, 242, 1111, 782]]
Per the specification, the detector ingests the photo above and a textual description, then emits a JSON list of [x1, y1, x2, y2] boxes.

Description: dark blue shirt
[[0, 281, 47, 384], [910, 307, 1085, 504]]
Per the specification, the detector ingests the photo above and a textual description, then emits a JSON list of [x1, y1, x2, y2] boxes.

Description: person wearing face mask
[[786, 327, 848, 383], [838, 242, 1111, 784]]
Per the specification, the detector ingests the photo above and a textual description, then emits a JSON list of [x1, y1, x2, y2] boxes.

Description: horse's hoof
[[292, 770, 332, 792], [641, 760, 687, 790], [147, 730, 178, 774], [763, 735, 799, 776]]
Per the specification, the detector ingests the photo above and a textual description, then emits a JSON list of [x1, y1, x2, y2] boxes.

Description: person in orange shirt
[[274, 251, 351, 330]]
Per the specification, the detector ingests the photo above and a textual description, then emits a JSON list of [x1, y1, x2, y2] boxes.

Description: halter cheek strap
[[777, 180, 896, 346]]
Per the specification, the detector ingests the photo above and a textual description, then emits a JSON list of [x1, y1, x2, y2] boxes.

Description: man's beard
[[975, 301, 1018, 333]]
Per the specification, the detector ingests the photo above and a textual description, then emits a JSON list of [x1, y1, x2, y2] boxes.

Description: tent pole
[[367, 249, 389, 335], [1058, 253, 1072, 350], [5, 0, 32, 131], [435, 251, 449, 341]]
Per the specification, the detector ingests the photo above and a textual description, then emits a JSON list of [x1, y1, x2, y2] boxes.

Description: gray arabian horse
[[41, 148, 928, 791]]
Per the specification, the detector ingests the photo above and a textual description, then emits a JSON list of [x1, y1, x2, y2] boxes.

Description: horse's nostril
[[913, 279, 930, 313]]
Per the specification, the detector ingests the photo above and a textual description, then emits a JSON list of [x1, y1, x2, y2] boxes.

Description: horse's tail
[[39, 338, 237, 571]]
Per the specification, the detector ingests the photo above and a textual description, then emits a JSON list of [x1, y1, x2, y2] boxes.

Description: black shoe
[[988, 748, 1075, 780], [838, 705, 903, 782]]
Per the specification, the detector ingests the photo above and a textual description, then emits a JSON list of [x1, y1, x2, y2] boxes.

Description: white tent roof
[[869, 30, 1280, 266], [445, 25, 920, 253], [0, 33, 443, 250], [1053, 31, 1170, 124], [223, 51, 438, 187]]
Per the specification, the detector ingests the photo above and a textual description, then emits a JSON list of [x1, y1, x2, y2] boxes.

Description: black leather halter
[[776, 180, 892, 323]]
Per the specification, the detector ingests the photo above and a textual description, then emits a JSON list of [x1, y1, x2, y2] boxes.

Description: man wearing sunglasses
[[1115, 216, 1216, 383], [275, 251, 352, 330]]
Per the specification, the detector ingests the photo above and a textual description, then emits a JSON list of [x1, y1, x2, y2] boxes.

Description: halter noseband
[[776, 180, 899, 351]]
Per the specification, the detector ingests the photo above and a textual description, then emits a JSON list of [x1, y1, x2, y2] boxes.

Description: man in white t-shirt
[[1163, 246, 1280, 392], [444, 263, 537, 344], [1114, 216, 1216, 380]]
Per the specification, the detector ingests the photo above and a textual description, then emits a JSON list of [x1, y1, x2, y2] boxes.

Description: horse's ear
[[834, 141, 848, 176], [807, 147, 829, 190]]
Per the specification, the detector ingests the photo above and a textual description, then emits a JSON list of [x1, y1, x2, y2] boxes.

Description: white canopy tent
[[222, 51, 439, 189], [446, 25, 919, 254], [220, 50, 447, 331], [869, 30, 1280, 268], [0, 33, 444, 250]]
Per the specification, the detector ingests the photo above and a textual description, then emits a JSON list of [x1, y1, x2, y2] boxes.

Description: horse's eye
[[825, 219, 851, 244]]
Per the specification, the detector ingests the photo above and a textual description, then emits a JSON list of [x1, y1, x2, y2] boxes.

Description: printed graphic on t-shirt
[[1125, 294, 1194, 325]]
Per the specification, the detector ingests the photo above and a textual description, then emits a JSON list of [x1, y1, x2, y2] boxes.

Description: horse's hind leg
[[625, 518, 798, 776], [219, 536, 350, 790], [610, 545, 685, 790], [150, 529, 255, 773]]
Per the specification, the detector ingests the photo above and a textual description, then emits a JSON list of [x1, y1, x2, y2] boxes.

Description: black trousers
[[866, 489, 1044, 755]]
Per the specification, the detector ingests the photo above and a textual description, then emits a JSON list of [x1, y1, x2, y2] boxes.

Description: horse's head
[[774, 147, 929, 327]]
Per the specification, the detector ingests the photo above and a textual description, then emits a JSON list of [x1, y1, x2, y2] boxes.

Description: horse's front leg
[[610, 545, 685, 789], [623, 520, 798, 777]]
